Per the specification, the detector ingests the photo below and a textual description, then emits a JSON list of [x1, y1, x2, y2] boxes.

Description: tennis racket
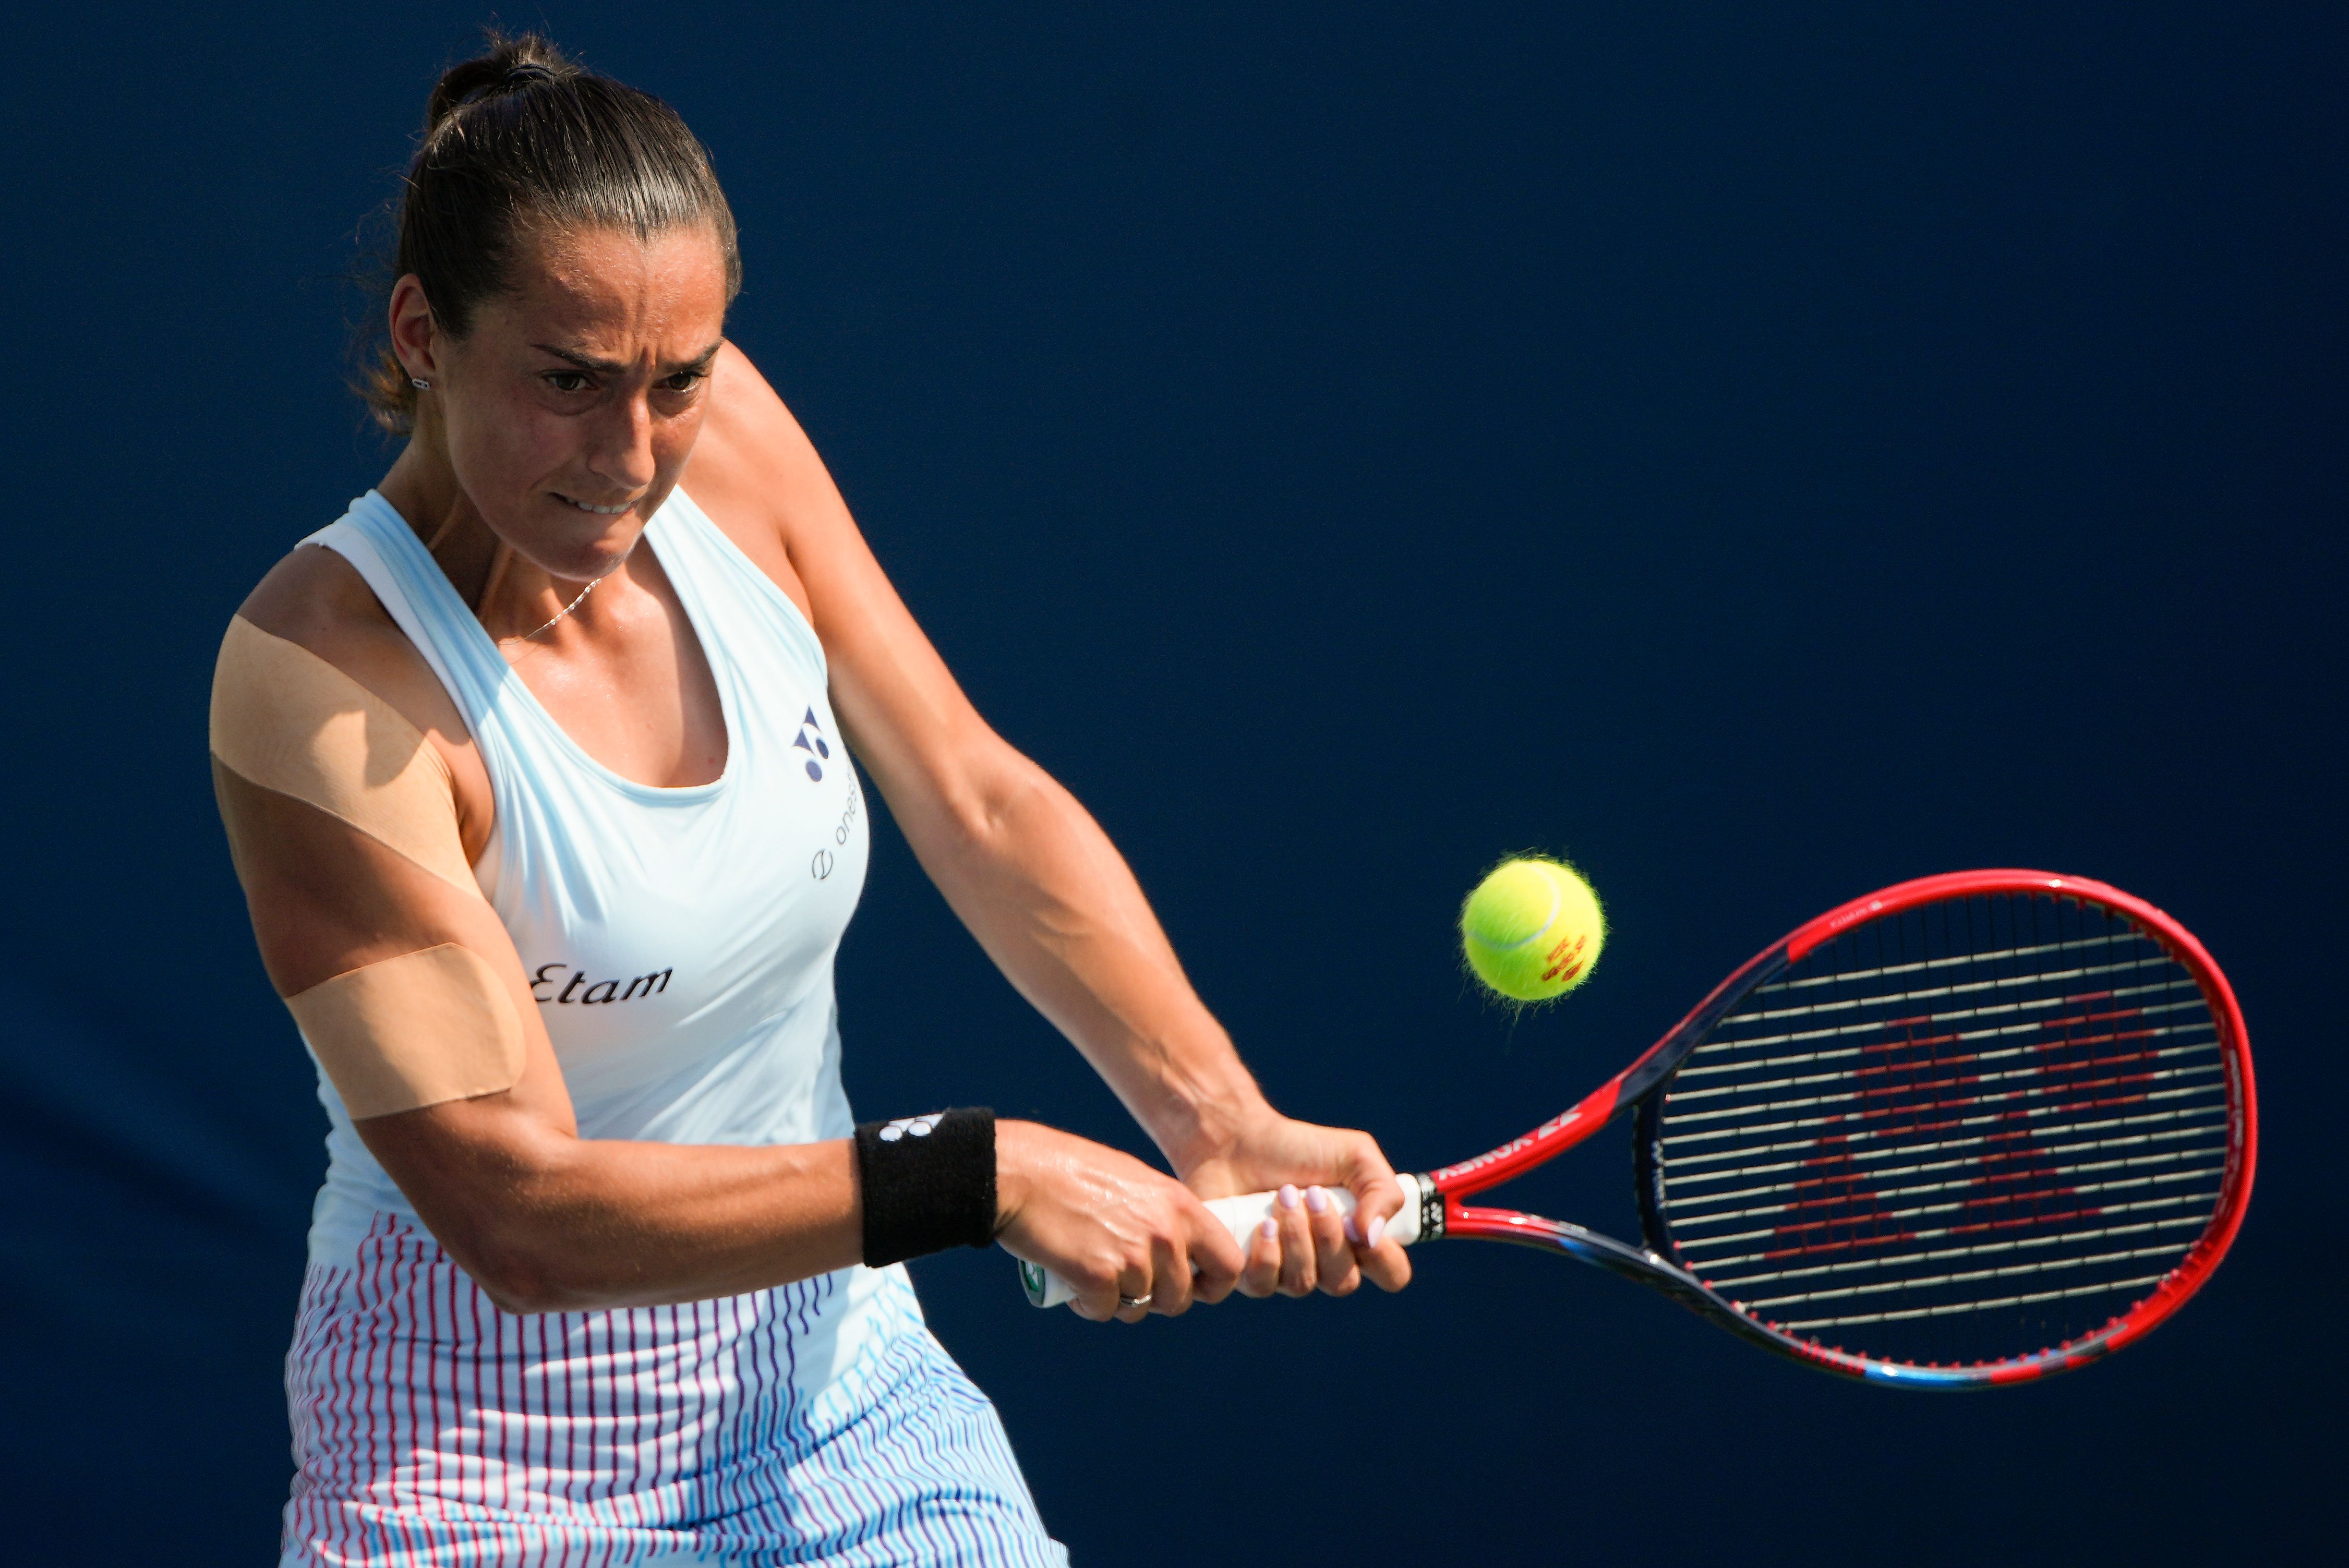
[[1021, 870, 2256, 1388]]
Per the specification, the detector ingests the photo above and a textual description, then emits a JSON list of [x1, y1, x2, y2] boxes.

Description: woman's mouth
[[559, 494, 636, 516]]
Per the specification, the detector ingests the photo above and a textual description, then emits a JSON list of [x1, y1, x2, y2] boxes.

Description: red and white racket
[[1022, 871, 2257, 1388]]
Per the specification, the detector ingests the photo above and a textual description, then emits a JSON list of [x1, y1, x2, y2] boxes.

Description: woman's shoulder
[[230, 538, 471, 753], [678, 344, 829, 623], [692, 340, 799, 484]]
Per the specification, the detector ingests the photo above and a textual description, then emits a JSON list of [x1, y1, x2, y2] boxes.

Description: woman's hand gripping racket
[[1021, 871, 2257, 1388]]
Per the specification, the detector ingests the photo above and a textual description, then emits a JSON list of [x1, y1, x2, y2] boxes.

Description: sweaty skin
[[225, 221, 1411, 1320]]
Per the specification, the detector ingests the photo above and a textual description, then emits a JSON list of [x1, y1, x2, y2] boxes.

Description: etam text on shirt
[[529, 964, 672, 1006]]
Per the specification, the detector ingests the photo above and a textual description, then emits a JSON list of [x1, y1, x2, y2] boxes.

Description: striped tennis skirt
[[281, 1217, 1066, 1566]]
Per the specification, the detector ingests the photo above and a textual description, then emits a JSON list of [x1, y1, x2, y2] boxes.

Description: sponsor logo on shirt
[[529, 963, 673, 1005], [813, 776, 862, 881], [793, 707, 832, 781]]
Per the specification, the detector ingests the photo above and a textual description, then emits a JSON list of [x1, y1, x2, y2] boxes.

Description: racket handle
[[1017, 1173, 1431, 1309]]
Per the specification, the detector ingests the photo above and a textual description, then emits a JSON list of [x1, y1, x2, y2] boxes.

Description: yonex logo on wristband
[[878, 1113, 945, 1142], [856, 1107, 998, 1267]]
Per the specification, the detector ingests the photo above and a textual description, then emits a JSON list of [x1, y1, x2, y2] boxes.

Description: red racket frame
[[1403, 870, 2257, 1388]]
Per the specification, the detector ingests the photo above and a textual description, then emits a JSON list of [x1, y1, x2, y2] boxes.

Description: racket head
[[1628, 871, 2255, 1386]]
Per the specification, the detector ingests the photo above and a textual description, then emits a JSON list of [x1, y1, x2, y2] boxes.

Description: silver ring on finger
[[1118, 1292, 1152, 1310]]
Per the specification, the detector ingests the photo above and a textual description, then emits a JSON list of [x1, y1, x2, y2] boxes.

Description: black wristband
[[853, 1107, 998, 1267]]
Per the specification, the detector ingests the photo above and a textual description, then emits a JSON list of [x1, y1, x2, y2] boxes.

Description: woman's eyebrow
[[530, 341, 725, 374]]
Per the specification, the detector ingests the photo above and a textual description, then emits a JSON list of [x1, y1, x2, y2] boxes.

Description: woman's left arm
[[688, 344, 1409, 1299]]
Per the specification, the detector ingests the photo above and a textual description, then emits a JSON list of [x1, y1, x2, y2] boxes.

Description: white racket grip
[[1017, 1173, 1432, 1309]]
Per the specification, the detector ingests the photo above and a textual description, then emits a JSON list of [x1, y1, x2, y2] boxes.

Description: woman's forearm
[[888, 744, 1272, 1174], [369, 1103, 1260, 1323], [362, 1105, 863, 1312]]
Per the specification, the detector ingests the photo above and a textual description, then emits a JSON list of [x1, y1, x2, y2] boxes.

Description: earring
[[411, 377, 431, 390]]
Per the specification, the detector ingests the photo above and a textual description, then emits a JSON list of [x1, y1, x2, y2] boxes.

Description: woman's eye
[[661, 371, 705, 393], [546, 371, 591, 393]]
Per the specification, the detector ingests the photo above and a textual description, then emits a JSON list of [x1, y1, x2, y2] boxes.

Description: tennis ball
[[1460, 857, 1606, 1004]]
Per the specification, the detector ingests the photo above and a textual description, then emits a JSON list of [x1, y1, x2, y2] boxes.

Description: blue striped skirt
[[281, 1216, 1066, 1566]]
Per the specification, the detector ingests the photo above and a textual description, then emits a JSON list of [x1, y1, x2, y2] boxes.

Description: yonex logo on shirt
[[793, 707, 832, 781], [877, 1113, 945, 1142]]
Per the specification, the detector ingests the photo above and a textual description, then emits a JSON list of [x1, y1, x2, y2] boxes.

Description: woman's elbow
[[467, 1255, 569, 1315], [428, 1215, 598, 1315], [936, 751, 1059, 859]]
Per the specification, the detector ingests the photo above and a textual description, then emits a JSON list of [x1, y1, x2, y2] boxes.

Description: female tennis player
[[213, 33, 1410, 1566]]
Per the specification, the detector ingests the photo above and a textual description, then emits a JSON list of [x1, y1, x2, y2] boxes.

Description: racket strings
[[1653, 892, 2231, 1367], [1662, 1040, 2220, 1124], [1719, 955, 2188, 1030]]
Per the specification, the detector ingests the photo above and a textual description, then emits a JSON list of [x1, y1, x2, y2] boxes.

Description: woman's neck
[[377, 439, 600, 642]]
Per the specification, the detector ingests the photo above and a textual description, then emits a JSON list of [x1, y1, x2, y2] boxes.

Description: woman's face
[[391, 222, 729, 583]]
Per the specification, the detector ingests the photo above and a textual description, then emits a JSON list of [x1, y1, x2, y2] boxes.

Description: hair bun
[[502, 61, 559, 88]]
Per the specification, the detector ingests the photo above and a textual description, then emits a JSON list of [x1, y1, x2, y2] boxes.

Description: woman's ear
[[388, 274, 444, 385]]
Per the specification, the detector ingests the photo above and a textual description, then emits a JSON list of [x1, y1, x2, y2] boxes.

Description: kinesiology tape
[[209, 615, 478, 894], [854, 1108, 998, 1267], [212, 615, 524, 1117], [285, 943, 525, 1119]]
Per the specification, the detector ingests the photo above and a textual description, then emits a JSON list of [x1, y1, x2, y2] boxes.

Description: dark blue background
[[3, 4, 2339, 1561]]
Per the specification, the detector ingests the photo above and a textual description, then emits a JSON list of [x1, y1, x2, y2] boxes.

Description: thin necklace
[[510, 575, 600, 642]]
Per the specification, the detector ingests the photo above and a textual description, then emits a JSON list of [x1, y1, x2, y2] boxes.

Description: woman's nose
[[585, 395, 657, 488]]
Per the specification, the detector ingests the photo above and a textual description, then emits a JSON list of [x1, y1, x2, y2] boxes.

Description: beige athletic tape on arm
[[213, 618, 522, 1116], [286, 943, 525, 1118], [208, 615, 478, 895]]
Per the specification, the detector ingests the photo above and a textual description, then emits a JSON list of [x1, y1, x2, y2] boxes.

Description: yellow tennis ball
[[1460, 857, 1606, 1004]]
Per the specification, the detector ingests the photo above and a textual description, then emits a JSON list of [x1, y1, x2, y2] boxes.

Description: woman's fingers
[[1147, 1229, 1197, 1318], [1354, 1203, 1415, 1293], [1334, 1156, 1413, 1294], [1236, 1215, 1281, 1298], [1113, 1262, 1153, 1322], [1304, 1185, 1361, 1296], [1310, 1130, 1414, 1295], [1068, 1274, 1125, 1322], [1186, 1202, 1244, 1306], [1101, 1203, 1222, 1322], [993, 1118, 1425, 1319], [1273, 1184, 1317, 1296], [1089, 1191, 1237, 1322], [997, 1118, 1247, 1324]]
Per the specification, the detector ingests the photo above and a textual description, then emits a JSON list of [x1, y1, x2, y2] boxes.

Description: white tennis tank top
[[297, 487, 902, 1346]]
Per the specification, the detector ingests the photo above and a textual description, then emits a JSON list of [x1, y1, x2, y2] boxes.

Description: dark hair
[[359, 31, 741, 432]]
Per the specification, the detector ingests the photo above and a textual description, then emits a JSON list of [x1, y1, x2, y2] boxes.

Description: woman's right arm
[[220, 546, 1234, 1318], [220, 545, 870, 1310]]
